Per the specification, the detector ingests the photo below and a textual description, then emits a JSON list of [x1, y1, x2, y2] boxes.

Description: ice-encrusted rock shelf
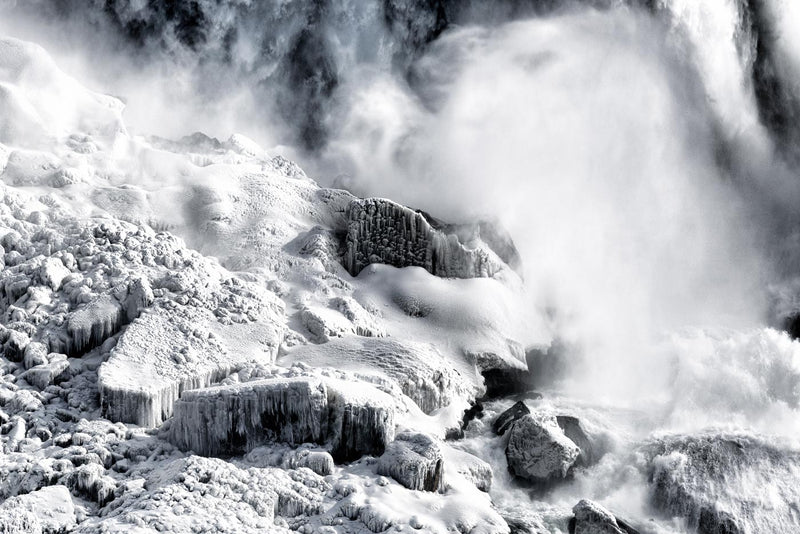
[[344, 198, 504, 278], [170, 377, 395, 461]]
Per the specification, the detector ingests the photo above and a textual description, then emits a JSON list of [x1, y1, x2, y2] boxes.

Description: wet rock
[[569, 499, 639, 534], [505, 413, 580, 484], [556, 416, 597, 466], [493, 401, 530, 436], [377, 432, 444, 492]]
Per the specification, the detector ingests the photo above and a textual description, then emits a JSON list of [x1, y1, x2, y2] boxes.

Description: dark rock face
[[344, 198, 503, 278], [569, 499, 640, 534], [493, 401, 530, 436], [556, 415, 596, 466]]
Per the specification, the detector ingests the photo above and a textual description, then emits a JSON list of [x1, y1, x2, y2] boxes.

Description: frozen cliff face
[[644, 432, 800, 534], [170, 377, 394, 461], [344, 198, 505, 278]]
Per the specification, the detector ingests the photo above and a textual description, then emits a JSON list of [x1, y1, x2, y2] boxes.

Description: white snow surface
[[0, 35, 526, 533]]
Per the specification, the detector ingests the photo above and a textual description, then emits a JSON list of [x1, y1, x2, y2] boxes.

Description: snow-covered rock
[[377, 432, 444, 492], [170, 377, 395, 461], [570, 499, 638, 534], [0, 485, 76, 534], [505, 413, 580, 484], [344, 198, 504, 278]]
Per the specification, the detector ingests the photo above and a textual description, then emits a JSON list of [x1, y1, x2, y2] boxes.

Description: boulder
[[377, 432, 444, 492], [505, 413, 580, 484], [569, 499, 639, 534]]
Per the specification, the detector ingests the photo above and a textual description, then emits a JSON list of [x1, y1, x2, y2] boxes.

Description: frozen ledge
[[169, 377, 395, 462]]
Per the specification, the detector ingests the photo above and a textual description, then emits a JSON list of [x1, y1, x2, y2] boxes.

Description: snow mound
[[0, 485, 76, 534], [377, 432, 445, 491], [282, 336, 476, 414], [0, 37, 125, 148]]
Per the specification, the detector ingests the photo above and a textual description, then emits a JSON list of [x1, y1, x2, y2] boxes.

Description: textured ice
[[344, 197, 504, 278], [282, 336, 476, 414], [0, 485, 76, 534]]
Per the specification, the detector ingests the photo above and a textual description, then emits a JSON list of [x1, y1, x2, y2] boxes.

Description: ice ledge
[[169, 377, 395, 462]]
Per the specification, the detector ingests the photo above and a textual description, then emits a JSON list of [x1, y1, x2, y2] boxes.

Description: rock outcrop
[[569, 500, 639, 534], [170, 377, 395, 462], [343, 198, 504, 278], [377, 432, 444, 492], [505, 413, 580, 484], [493, 401, 530, 435]]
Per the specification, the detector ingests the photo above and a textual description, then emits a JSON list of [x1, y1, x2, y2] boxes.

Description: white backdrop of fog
[[2, 1, 800, 408]]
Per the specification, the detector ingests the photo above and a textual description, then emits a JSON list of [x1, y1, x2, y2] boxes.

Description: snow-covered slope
[[0, 35, 533, 533]]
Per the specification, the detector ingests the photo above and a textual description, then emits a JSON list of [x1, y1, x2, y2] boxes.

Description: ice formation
[[170, 377, 395, 461], [344, 198, 504, 278], [377, 432, 445, 492]]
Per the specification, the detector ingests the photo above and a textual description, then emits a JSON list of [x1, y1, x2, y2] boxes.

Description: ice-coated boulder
[[493, 400, 530, 435], [282, 449, 335, 476], [377, 432, 444, 492], [644, 433, 800, 534], [505, 413, 580, 484], [569, 500, 639, 534], [170, 377, 395, 461], [0, 485, 76, 534], [344, 198, 504, 278]]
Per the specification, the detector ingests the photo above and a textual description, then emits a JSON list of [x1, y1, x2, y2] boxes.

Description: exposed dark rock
[[569, 499, 640, 534], [493, 401, 530, 436], [556, 415, 597, 466]]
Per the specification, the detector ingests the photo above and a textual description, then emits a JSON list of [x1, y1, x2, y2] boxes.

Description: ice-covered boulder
[[0, 485, 76, 534], [505, 413, 580, 484], [644, 433, 800, 534], [344, 198, 504, 278], [569, 500, 639, 534], [281, 449, 335, 476], [377, 432, 444, 492], [170, 377, 395, 461], [493, 400, 530, 435], [557, 415, 600, 467]]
